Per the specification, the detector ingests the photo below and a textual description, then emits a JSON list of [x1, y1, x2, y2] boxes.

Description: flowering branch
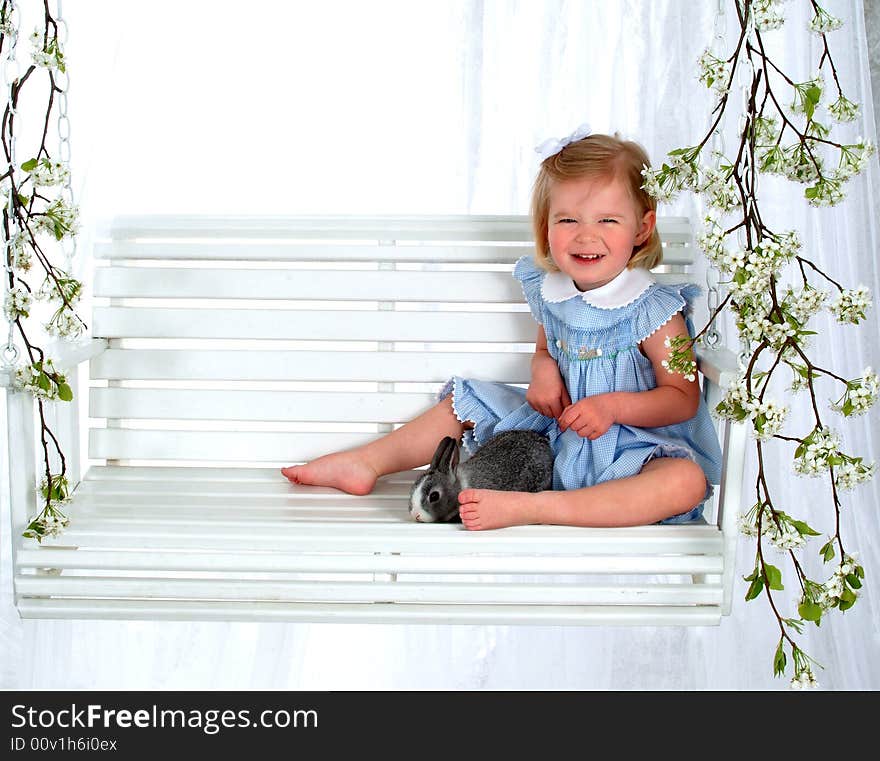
[[641, 0, 875, 688], [2, 0, 83, 540]]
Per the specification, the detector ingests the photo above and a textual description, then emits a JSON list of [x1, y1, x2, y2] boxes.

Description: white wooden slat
[[69, 496, 409, 522], [107, 214, 535, 240], [89, 389, 441, 423], [92, 308, 535, 342], [89, 349, 531, 383], [15, 575, 722, 606], [103, 213, 692, 242], [74, 474, 413, 498], [33, 519, 723, 560], [89, 429, 379, 463], [93, 267, 695, 300], [15, 599, 722, 625], [94, 268, 527, 301], [93, 240, 693, 265], [18, 545, 721, 576], [80, 464, 419, 486], [80, 465, 419, 485], [93, 242, 539, 263]]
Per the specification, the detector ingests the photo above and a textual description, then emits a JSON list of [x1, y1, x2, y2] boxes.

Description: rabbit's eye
[[429, 491, 440, 503]]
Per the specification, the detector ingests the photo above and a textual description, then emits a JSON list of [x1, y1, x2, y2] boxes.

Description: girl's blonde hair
[[529, 133, 662, 272]]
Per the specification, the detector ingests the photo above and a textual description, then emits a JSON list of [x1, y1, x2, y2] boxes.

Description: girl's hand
[[526, 355, 572, 419], [558, 394, 618, 440]]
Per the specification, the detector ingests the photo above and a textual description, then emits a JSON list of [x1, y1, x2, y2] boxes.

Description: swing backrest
[[89, 214, 700, 468]]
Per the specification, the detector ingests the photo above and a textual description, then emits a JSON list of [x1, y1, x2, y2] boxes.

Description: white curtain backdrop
[[2, 0, 878, 689]]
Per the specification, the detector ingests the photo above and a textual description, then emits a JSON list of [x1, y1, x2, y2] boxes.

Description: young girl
[[282, 131, 723, 531]]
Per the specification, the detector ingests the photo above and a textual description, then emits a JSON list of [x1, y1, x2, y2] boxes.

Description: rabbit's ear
[[429, 436, 456, 473], [449, 438, 461, 472]]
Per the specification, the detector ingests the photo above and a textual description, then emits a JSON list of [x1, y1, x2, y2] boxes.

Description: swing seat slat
[[4, 215, 745, 625]]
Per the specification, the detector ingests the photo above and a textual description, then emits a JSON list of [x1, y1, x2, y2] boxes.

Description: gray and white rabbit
[[409, 429, 554, 523]]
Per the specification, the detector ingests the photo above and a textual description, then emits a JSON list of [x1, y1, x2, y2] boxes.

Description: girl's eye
[[600, 218, 618, 224], [558, 218, 576, 224]]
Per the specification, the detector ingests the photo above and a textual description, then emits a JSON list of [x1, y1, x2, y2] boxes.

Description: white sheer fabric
[[2, 0, 878, 689]]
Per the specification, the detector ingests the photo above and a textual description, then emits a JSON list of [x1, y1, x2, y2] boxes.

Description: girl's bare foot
[[457, 489, 541, 531], [281, 450, 379, 496]]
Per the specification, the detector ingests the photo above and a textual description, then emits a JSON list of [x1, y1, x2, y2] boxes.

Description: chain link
[[55, 0, 75, 268], [2, 0, 21, 365], [702, 0, 727, 351]]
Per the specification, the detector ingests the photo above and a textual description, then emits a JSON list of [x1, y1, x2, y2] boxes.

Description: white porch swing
[[0, 0, 752, 628], [3, 213, 746, 625]]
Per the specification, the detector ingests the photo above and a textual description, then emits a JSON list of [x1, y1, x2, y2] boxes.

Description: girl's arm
[[526, 325, 571, 419], [608, 312, 700, 427]]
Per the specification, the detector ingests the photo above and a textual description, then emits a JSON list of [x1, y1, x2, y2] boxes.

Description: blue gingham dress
[[438, 255, 724, 523]]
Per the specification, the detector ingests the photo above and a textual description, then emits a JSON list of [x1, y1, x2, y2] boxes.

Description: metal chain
[[55, 0, 75, 268], [2, 0, 21, 366], [737, 2, 757, 367], [703, 0, 727, 350]]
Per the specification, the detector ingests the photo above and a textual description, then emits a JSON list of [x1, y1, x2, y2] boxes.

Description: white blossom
[[830, 368, 879, 418], [746, 398, 789, 440], [807, 176, 845, 207], [790, 668, 819, 690], [783, 285, 828, 323], [697, 166, 741, 213], [828, 95, 860, 123], [9, 232, 33, 272], [27, 511, 69, 538], [793, 426, 840, 477], [829, 286, 871, 324], [44, 308, 84, 339], [33, 199, 80, 241], [809, 7, 843, 34], [697, 49, 731, 95], [29, 28, 64, 71], [29, 158, 70, 188], [790, 73, 825, 116], [833, 459, 875, 491], [836, 139, 876, 180], [782, 143, 823, 183], [753, 0, 787, 31], [3, 286, 32, 320]]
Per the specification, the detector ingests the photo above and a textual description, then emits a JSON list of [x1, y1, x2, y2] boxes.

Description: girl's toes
[[458, 489, 479, 505]]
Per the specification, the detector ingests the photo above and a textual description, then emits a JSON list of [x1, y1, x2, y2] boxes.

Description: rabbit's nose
[[413, 514, 422, 522]]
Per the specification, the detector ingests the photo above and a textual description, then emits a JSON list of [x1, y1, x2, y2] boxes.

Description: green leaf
[[839, 597, 855, 612], [798, 601, 823, 621], [820, 540, 835, 562], [773, 639, 787, 677], [21, 157, 38, 172], [791, 520, 820, 536], [745, 576, 764, 601], [840, 588, 857, 604], [764, 563, 784, 591], [57, 383, 73, 402], [846, 574, 861, 589], [37, 373, 51, 392]]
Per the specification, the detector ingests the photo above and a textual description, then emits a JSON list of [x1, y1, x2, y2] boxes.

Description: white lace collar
[[541, 265, 655, 309]]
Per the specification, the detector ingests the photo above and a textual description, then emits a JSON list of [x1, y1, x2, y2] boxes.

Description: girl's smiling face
[[547, 175, 656, 291]]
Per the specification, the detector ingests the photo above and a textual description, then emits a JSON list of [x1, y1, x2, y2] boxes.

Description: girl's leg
[[458, 457, 707, 530], [281, 394, 471, 495]]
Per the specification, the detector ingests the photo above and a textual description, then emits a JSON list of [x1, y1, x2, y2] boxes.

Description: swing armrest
[[0, 338, 108, 388], [696, 345, 739, 390]]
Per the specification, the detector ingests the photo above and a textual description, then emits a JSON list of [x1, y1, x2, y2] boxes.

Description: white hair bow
[[534, 122, 593, 162]]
